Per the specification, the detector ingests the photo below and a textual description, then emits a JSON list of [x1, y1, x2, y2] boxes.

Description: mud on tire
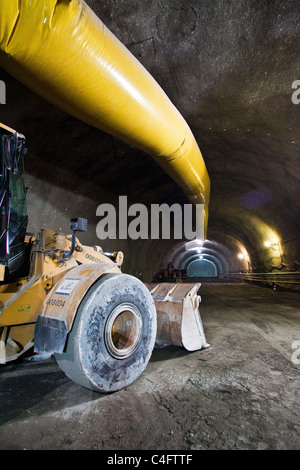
[[55, 273, 157, 393]]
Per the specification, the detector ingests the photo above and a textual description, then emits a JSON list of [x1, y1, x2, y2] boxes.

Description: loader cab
[[0, 123, 28, 282]]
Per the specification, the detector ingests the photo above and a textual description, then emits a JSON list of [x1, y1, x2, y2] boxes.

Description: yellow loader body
[[0, 228, 121, 363]]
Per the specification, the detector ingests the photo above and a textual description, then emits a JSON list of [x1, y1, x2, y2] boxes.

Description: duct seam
[[2, 1, 20, 51]]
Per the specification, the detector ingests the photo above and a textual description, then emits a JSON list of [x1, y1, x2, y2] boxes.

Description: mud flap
[[146, 283, 210, 351], [34, 316, 68, 355]]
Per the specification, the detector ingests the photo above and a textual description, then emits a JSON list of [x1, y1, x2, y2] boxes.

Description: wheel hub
[[105, 303, 143, 359]]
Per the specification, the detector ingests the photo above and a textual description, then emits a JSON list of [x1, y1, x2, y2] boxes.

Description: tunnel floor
[[0, 282, 300, 450]]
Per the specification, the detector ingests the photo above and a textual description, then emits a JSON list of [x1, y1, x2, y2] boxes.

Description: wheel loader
[[0, 123, 209, 393]]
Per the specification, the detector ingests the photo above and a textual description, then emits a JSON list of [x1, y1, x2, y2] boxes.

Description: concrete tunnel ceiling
[[0, 0, 300, 282]]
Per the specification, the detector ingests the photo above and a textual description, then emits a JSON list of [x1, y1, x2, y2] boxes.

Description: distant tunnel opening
[[187, 259, 217, 278]]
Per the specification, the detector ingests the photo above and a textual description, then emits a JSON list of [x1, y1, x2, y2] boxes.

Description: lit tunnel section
[[181, 253, 223, 277], [153, 210, 289, 284], [187, 259, 218, 278], [207, 206, 287, 274], [162, 238, 240, 280], [155, 211, 295, 289]]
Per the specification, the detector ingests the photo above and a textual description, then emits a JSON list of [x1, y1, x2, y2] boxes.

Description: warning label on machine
[[55, 278, 80, 296]]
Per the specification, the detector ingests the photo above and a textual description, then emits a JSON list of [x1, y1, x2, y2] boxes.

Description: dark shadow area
[[0, 345, 195, 426], [0, 356, 106, 425], [0, 359, 67, 425], [150, 345, 191, 363]]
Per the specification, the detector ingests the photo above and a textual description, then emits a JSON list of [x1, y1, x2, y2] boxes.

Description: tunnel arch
[[166, 238, 241, 277]]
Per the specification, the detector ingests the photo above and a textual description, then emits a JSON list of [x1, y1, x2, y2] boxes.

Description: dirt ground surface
[[0, 282, 300, 451]]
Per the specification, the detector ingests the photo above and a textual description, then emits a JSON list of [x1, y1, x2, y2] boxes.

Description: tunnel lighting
[[184, 240, 204, 252], [237, 253, 244, 260], [263, 239, 283, 262], [264, 239, 281, 251]]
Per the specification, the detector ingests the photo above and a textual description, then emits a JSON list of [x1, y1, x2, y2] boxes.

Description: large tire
[[55, 273, 157, 393]]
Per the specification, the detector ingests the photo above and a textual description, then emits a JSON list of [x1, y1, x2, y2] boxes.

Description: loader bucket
[[146, 283, 210, 351]]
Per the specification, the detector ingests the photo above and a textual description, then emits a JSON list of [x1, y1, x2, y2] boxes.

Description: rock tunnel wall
[[0, 0, 299, 283]]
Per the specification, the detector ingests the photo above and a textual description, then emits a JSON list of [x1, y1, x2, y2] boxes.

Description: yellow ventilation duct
[[0, 0, 210, 236]]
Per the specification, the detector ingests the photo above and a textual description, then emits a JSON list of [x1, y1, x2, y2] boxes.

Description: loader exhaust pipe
[[0, 0, 210, 236]]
